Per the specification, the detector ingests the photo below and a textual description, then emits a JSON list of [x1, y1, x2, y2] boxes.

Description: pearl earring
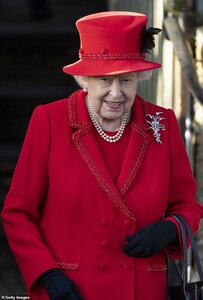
[[83, 87, 88, 93]]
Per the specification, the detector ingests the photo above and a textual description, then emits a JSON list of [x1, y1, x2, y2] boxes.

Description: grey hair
[[73, 76, 87, 89], [73, 70, 153, 88], [137, 70, 153, 81]]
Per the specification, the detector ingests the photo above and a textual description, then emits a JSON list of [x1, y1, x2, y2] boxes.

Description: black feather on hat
[[141, 27, 161, 54]]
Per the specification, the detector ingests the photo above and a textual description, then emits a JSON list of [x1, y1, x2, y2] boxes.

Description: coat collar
[[68, 89, 150, 128], [67, 89, 152, 221]]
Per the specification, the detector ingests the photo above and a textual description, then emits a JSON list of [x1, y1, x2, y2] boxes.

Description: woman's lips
[[104, 100, 123, 110]]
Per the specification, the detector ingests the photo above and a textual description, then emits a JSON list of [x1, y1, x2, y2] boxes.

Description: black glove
[[123, 220, 178, 258], [37, 268, 83, 300]]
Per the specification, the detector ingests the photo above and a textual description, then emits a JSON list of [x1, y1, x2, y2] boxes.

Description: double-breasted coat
[[2, 90, 203, 300]]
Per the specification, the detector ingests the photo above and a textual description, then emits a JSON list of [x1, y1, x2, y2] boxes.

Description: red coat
[[2, 90, 203, 300]]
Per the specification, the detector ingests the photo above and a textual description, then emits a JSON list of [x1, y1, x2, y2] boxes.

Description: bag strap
[[173, 215, 203, 281], [172, 215, 189, 298], [168, 257, 183, 285], [172, 214, 203, 297]]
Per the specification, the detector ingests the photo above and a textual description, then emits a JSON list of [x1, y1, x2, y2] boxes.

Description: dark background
[[0, 0, 107, 294]]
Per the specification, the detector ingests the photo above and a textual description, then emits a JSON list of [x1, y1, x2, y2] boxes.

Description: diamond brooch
[[146, 112, 165, 144]]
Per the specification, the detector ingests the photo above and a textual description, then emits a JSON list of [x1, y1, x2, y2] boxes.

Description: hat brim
[[63, 59, 161, 76]]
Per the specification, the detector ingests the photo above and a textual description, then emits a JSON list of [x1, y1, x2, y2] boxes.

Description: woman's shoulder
[[136, 95, 180, 138], [136, 95, 168, 114]]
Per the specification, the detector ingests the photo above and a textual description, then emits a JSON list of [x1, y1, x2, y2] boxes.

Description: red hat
[[63, 11, 161, 76]]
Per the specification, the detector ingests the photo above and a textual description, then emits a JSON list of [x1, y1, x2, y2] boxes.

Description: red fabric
[[2, 89, 203, 300], [63, 11, 161, 76], [94, 124, 131, 183]]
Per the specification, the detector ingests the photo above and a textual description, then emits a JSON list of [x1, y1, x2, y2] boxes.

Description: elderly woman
[[2, 11, 203, 300]]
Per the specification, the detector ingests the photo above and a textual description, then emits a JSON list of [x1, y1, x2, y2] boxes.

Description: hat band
[[79, 52, 145, 61]]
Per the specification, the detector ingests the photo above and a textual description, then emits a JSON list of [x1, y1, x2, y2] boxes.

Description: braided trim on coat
[[120, 124, 151, 195], [68, 92, 136, 222], [58, 262, 80, 271]]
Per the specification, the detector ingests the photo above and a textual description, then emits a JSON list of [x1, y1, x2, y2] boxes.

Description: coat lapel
[[67, 90, 151, 221], [117, 96, 152, 195], [117, 122, 151, 195], [68, 90, 115, 189]]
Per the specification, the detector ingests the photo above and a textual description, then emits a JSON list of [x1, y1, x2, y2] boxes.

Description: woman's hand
[[37, 268, 83, 300], [123, 220, 177, 258]]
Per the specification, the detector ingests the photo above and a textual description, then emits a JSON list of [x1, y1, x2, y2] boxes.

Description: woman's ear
[[82, 76, 88, 92], [73, 75, 88, 90]]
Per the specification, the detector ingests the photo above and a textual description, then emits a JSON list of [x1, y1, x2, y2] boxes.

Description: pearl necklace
[[87, 96, 129, 143]]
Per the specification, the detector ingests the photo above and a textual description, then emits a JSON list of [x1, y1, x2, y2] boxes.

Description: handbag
[[167, 214, 203, 300]]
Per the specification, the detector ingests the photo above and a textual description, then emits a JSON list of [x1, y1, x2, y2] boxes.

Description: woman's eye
[[122, 79, 132, 83], [99, 77, 112, 85]]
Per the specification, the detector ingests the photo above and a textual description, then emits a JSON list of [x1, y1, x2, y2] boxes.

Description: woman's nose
[[109, 79, 122, 98]]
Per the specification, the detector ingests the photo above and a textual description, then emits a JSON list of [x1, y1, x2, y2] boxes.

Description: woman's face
[[84, 72, 138, 122]]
